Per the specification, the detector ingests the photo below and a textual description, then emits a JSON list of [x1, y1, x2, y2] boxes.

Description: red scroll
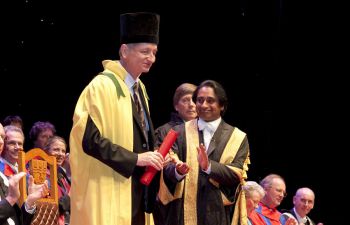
[[140, 129, 178, 186]]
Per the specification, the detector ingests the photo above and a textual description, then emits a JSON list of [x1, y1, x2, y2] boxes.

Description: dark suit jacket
[[154, 112, 184, 148], [0, 175, 33, 225], [163, 120, 250, 225], [282, 209, 315, 225]]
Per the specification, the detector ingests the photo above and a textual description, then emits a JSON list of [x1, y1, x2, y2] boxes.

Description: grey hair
[[243, 181, 265, 198], [173, 83, 197, 107], [4, 125, 25, 140], [259, 174, 285, 189]]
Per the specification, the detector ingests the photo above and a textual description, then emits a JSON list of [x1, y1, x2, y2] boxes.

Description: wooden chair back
[[18, 148, 59, 225]]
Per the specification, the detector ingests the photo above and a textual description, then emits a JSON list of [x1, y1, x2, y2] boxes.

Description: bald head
[[296, 187, 315, 198], [293, 187, 315, 217]]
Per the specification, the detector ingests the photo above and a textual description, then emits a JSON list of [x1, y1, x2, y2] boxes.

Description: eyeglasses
[[270, 187, 287, 198]]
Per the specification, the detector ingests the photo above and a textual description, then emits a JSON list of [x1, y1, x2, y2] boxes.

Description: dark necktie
[[305, 219, 310, 225], [133, 82, 148, 140]]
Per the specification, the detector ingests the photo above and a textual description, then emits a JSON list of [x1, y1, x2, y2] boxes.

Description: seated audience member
[[242, 181, 265, 225], [29, 121, 56, 149], [249, 174, 297, 225], [282, 187, 323, 225], [2, 115, 24, 130], [1, 122, 49, 225], [44, 136, 71, 225], [0, 125, 25, 177], [0, 172, 49, 225]]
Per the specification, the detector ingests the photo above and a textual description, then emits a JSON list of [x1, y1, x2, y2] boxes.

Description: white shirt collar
[[197, 117, 222, 134], [293, 207, 308, 224], [125, 73, 138, 94]]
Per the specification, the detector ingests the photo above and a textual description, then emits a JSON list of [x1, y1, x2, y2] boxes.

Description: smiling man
[[159, 80, 250, 225], [282, 187, 323, 225], [70, 12, 165, 225]]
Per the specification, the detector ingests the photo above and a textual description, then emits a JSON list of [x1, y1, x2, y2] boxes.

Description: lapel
[[290, 209, 297, 220], [206, 130, 217, 157], [290, 209, 312, 225], [207, 120, 232, 157], [0, 175, 7, 199], [306, 217, 313, 225]]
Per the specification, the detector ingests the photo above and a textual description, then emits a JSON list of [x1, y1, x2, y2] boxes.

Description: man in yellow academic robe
[[69, 12, 164, 225]]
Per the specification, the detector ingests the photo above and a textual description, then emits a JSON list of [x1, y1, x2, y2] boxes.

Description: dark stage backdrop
[[0, 0, 343, 224]]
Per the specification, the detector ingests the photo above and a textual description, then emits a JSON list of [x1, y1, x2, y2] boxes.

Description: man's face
[[196, 86, 223, 122], [293, 189, 314, 217], [175, 94, 197, 122], [123, 43, 158, 76], [3, 130, 24, 164], [264, 178, 287, 208]]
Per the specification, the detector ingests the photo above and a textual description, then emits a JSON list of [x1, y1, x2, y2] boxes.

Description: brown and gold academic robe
[[159, 119, 250, 225]]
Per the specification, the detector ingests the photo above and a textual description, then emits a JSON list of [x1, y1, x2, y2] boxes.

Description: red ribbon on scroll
[[140, 128, 178, 186]]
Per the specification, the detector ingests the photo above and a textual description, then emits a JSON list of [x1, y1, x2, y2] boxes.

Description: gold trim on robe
[[158, 119, 250, 225]]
